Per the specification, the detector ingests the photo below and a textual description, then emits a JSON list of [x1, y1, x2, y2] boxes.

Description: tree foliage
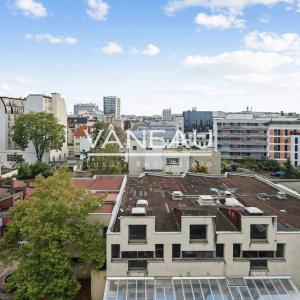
[[281, 159, 300, 179], [0, 166, 106, 300], [13, 112, 65, 161], [240, 157, 280, 172], [17, 161, 54, 180], [191, 160, 208, 174]]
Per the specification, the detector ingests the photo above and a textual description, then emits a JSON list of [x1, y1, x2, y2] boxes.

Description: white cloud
[[25, 34, 77, 45], [141, 44, 160, 56], [195, 13, 245, 29], [184, 50, 293, 74], [14, 0, 47, 18], [86, 0, 109, 21], [15, 75, 32, 84], [101, 42, 123, 54], [164, 0, 294, 15], [0, 84, 11, 94], [244, 31, 300, 52]]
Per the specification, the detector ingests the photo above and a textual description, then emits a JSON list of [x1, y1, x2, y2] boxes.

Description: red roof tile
[[72, 176, 124, 191], [74, 125, 90, 138]]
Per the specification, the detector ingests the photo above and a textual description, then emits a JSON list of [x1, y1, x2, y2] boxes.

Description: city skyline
[[1, 0, 300, 114]]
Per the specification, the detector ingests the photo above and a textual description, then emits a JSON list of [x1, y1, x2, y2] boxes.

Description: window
[[132, 146, 137, 151], [128, 260, 147, 271], [182, 251, 214, 259], [250, 260, 267, 270], [250, 224, 268, 240], [155, 244, 164, 259], [166, 158, 180, 165], [276, 244, 285, 258], [129, 225, 146, 243], [190, 225, 207, 241], [111, 244, 120, 259], [233, 244, 241, 258], [216, 244, 224, 258], [172, 244, 181, 258]]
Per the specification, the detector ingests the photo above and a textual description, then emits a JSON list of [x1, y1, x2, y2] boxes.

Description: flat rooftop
[[113, 174, 300, 232]]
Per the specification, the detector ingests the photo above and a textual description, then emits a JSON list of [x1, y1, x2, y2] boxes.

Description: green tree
[[17, 161, 54, 180], [89, 144, 128, 175], [281, 159, 300, 179], [13, 112, 65, 161], [0, 166, 106, 300]]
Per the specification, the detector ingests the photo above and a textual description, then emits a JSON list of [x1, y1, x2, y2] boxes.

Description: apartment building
[[0, 97, 26, 168], [268, 120, 300, 167], [0, 93, 68, 168], [214, 117, 269, 160], [74, 103, 101, 116], [99, 173, 300, 299], [162, 109, 172, 121], [103, 96, 121, 118]]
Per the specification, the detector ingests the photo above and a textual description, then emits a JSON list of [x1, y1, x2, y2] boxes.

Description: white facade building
[[98, 173, 300, 299], [0, 93, 68, 168]]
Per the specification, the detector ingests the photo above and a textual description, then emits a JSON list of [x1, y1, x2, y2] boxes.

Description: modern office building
[[183, 110, 214, 133], [74, 103, 100, 116], [98, 173, 300, 299], [103, 96, 121, 118], [268, 120, 300, 167], [162, 108, 172, 121], [214, 117, 269, 161]]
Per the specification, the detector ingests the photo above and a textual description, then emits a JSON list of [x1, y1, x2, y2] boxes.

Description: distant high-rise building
[[74, 103, 100, 115], [162, 108, 172, 121], [183, 110, 214, 133], [103, 96, 120, 118]]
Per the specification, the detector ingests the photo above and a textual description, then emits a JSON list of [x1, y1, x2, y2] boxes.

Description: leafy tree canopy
[[0, 166, 106, 300], [13, 112, 65, 161], [17, 161, 54, 180]]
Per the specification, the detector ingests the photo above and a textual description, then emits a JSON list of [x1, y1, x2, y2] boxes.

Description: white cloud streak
[[141, 44, 160, 56], [101, 42, 123, 54], [244, 31, 300, 52], [14, 0, 47, 18], [195, 13, 245, 29], [25, 34, 77, 45]]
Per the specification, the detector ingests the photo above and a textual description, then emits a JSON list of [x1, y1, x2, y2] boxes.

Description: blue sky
[[1, 0, 300, 114]]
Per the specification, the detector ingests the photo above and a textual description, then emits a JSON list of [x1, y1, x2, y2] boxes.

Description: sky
[[0, 0, 300, 115]]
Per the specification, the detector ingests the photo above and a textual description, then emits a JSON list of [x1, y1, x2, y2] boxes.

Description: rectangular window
[[111, 244, 120, 259], [233, 244, 241, 258], [190, 225, 207, 241], [132, 146, 137, 150], [155, 244, 164, 259], [129, 225, 146, 243], [172, 244, 181, 258], [250, 260, 267, 270], [182, 251, 214, 259], [166, 158, 180, 165], [216, 244, 224, 258], [276, 244, 285, 258], [128, 260, 147, 271], [250, 224, 268, 241]]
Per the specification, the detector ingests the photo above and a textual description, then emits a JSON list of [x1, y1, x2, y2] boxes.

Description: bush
[[17, 161, 54, 180]]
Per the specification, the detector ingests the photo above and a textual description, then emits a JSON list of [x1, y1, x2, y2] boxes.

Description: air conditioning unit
[[277, 191, 287, 199], [136, 199, 148, 207], [172, 191, 183, 201], [131, 207, 146, 216]]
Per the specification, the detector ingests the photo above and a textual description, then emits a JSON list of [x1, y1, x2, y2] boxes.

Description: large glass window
[[172, 244, 181, 258], [128, 260, 147, 271], [155, 244, 164, 259], [216, 244, 224, 258], [233, 244, 241, 258], [111, 244, 120, 259], [276, 244, 285, 258], [250, 224, 268, 240], [190, 225, 207, 241], [129, 225, 146, 243]]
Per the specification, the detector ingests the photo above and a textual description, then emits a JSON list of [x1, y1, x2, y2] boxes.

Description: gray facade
[[183, 111, 213, 133], [103, 96, 121, 118]]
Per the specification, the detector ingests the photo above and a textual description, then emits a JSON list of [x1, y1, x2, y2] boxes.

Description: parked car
[[271, 171, 284, 178]]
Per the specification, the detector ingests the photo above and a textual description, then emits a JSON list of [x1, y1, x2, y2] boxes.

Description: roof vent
[[131, 207, 146, 216], [172, 191, 183, 201], [277, 191, 287, 199], [224, 191, 232, 197], [256, 193, 270, 201], [136, 199, 148, 207], [198, 195, 215, 205], [245, 207, 264, 215]]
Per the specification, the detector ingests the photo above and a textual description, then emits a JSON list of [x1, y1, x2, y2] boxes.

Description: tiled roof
[[72, 176, 124, 191], [74, 125, 90, 138]]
